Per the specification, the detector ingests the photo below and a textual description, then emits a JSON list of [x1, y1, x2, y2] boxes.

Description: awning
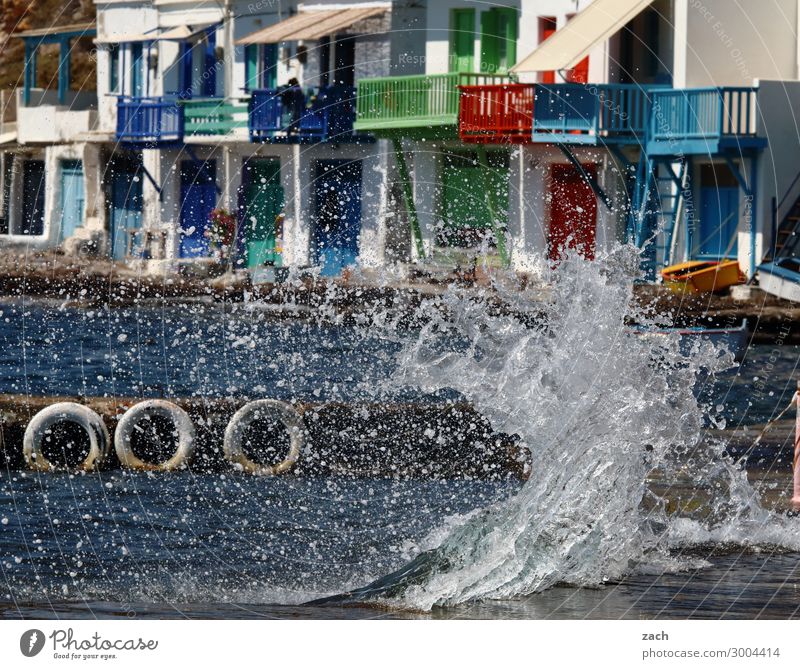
[[512, 0, 655, 73], [95, 23, 215, 44], [236, 6, 386, 45], [94, 30, 161, 44], [157, 23, 216, 41], [15, 22, 96, 39]]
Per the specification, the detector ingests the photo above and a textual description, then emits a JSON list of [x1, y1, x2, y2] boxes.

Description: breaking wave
[[344, 243, 800, 610]]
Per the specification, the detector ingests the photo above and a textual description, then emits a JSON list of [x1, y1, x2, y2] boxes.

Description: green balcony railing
[[182, 98, 249, 136], [354, 72, 514, 134]]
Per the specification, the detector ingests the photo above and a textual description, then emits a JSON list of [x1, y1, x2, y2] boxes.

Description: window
[[449, 9, 475, 72], [108, 43, 120, 93], [480, 7, 518, 73], [245, 44, 259, 91], [244, 44, 278, 91]]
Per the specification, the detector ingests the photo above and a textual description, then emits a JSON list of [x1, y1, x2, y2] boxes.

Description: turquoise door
[[59, 160, 85, 242], [109, 158, 143, 259], [698, 186, 739, 258], [696, 164, 739, 259]]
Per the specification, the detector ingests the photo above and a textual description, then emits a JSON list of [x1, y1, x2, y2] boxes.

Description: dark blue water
[[0, 300, 797, 424], [0, 471, 516, 614], [2, 300, 800, 619], [0, 300, 419, 403]]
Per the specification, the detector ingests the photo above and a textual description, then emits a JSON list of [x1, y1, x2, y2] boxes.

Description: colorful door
[[480, 8, 518, 74], [696, 163, 739, 258], [539, 17, 557, 84], [242, 159, 284, 268], [179, 160, 217, 258], [59, 160, 85, 242], [449, 9, 475, 72], [20, 160, 45, 236], [108, 156, 143, 260], [548, 163, 598, 262], [313, 160, 361, 276], [440, 150, 509, 248]]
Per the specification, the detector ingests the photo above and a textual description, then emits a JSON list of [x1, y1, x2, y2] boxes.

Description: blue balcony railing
[[647, 87, 764, 154], [532, 83, 652, 145], [249, 85, 358, 142], [116, 96, 184, 145]]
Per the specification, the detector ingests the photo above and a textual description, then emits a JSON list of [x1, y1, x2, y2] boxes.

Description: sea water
[[2, 245, 800, 618]]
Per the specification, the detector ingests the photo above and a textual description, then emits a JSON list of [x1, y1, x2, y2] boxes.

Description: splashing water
[[342, 243, 800, 610]]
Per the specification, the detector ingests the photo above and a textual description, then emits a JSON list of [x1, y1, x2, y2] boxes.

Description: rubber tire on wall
[[223, 399, 304, 475], [114, 400, 196, 471], [23, 402, 110, 472]]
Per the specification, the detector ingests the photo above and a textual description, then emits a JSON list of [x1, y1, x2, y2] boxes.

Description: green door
[[480, 8, 518, 73], [242, 159, 284, 268], [439, 150, 509, 248], [449, 9, 475, 72]]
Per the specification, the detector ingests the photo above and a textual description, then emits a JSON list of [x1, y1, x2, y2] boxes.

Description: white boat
[[757, 259, 800, 302]]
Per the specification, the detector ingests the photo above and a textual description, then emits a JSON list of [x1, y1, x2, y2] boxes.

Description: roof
[[95, 23, 215, 44], [236, 6, 386, 45], [512, 0, 655, 73], [15, 22, 96, 39]]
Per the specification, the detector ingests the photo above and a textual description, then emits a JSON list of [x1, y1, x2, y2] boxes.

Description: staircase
[[768, 195, 800, 260], [632, 157, 688, 277]]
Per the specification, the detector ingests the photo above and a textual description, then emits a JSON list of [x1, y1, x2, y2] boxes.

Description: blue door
[[179, 160, 217, 258], [109, 157, 143, 259], [697, 164, 739, 258], [313, 160, 361, 276], [59, 160, 85, 241], [20, 160, 45, 236]]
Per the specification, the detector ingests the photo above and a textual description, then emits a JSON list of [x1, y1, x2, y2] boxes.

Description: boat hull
[[662, 260, 744, 294], [758, 261, 800, 303]]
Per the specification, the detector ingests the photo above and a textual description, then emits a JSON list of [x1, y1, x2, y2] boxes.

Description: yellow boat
[[661, 260, 744, 294]]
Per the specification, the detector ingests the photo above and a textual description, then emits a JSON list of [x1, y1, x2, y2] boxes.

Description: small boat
[[629, 320, 749, 361], [661, 260, 745, 294], [757, 258, 800, 302]]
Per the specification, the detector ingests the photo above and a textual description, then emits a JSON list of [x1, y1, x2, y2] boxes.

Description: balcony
[[647, 87, 766, 155], [182, 98, 249, 138], [354, 72, 513, 138], [531, 83, 651, 145], [16, 88, 97, 144], [249, 86, 360, 143], [458, 83, 534, 144], [116, 97, 183, 146]]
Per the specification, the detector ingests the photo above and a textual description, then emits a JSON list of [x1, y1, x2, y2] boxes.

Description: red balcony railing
[[458, 83, 534, 144]]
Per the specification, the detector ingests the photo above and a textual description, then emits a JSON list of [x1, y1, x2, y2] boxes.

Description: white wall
[[674, 0, 799, 87], [755, 79, 800, 267]]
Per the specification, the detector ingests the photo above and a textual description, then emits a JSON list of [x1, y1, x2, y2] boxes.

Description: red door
[[539, 17, 557, 84], [548, 163, 598, 262]]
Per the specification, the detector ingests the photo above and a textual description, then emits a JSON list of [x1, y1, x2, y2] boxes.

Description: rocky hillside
[[0, 0, 96, 97]]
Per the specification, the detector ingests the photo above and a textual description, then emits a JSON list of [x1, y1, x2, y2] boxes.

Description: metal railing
[[649, 87, 758, 143], [458, 83, 534, 143], [116, 96, 183, 144], [181, 98, 249, 136], [532, 83, 652, 141], [249, 86, 357, 141], [355, 72, 514, 131]]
